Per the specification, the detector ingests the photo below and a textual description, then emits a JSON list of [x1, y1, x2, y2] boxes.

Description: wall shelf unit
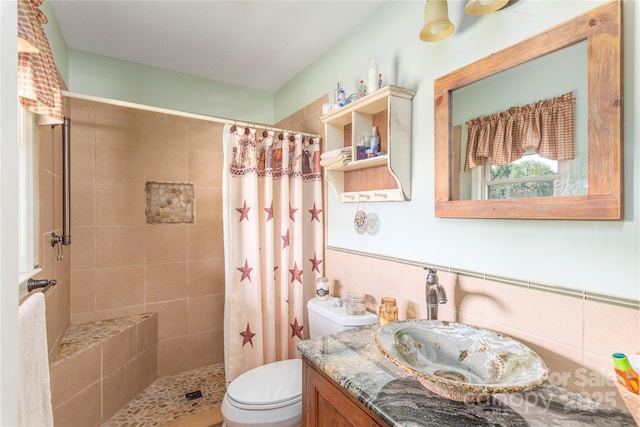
[[320, 85, 415, 202]]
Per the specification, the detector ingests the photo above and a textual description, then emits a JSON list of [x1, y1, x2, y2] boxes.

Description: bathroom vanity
[[298, 325, 636, 426]]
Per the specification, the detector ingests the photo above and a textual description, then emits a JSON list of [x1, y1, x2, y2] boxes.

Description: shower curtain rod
[[217, 120, 320, 139], [62, 91, 321, 139]]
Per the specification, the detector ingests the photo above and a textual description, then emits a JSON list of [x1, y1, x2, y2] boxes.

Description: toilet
[[221, 297, 378, 427]]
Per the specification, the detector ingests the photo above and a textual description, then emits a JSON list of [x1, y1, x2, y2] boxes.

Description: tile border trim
[[326, 246, 639, 311]]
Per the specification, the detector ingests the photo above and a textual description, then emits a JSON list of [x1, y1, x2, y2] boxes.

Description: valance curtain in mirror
[[17, 0, 63, 125], [223, 125, 323, 384], [464, 92, 575, 171]]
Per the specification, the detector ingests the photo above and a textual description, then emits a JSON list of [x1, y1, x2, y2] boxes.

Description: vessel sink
[[375, 320, 548, 402]]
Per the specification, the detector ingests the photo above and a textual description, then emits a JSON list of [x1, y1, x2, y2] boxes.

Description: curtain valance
[[464, 92, 575, 171], [17, 0, 63, 125]]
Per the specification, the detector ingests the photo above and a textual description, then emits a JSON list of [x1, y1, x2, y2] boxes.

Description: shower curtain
[[222, 124, 323, 383]]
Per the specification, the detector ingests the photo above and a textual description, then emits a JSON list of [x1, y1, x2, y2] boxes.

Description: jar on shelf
[[378, 297, 398, 326]]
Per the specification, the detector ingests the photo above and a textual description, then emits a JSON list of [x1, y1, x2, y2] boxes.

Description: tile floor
[[102, 362, 226, 427]]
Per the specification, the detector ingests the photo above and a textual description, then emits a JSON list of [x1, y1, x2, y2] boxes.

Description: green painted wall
[[275, 0, 639, 300], [43, 9, 274, 124], [41, 1, 69, 88], [66, 50, 274, 123]]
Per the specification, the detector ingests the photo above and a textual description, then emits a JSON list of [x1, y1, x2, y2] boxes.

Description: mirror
[[452, 41, 588, 201], [434, 0, 622, 219]]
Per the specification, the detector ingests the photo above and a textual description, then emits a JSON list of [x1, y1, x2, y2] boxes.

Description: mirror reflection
[[434, 0, 622, 220], [451, 41, 588, 201]]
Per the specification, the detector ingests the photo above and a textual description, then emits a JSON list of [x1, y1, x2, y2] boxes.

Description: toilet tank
[[307, 297, 378, 339]]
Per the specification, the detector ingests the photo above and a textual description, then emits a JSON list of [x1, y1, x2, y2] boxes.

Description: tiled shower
[[67, 98, 226, 377], [37, 94, 327, 425]]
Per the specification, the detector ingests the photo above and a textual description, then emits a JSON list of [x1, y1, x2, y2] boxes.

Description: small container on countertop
[[345, 292, 367, 315], [378, 297, 398, 326], [316, 277, 330, 301]]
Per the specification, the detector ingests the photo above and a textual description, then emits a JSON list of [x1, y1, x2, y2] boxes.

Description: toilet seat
[[226, 359, 302, 410]]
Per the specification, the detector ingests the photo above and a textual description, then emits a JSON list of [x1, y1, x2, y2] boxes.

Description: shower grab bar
[[27, 278, 57, 292]]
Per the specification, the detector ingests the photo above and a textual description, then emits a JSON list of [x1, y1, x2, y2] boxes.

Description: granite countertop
[[297, 324, 637, 427]]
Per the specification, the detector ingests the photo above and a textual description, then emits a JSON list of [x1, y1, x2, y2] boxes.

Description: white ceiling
[[48, 0, 387, 93]]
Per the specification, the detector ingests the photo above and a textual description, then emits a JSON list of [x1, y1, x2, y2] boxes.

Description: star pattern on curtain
[[290, 318, 304, 340], [240, 323, 256, 347], [226, 129, 323, 383], [289, 262, 303, 284], [309, 254, 323, 273], [237, 259, 253, 282], [264, 201, 274, 222], [308, 203, 322, 222], [281, 229, 290, 249], [289, 202, 298, 222], [236, 200, 251, 222]]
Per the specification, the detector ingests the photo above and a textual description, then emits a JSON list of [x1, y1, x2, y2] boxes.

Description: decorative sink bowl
[[375, 320, 548, 402]]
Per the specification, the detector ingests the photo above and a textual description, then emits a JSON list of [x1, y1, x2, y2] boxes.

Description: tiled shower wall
[[274, 95, 328, 139], [68, 97, 225, 375]]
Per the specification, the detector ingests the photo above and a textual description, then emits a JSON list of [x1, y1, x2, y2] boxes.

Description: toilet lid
[[227, 359, 302, 410]]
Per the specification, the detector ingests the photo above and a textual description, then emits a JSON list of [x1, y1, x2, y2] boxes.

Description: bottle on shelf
[[368, 57, 379, 94], [378, 73, 383, 90], [357, 137, 368, 160], [335, 82, 346, 107], [369, 126, 380, 154], [358, 80, 367, 98]]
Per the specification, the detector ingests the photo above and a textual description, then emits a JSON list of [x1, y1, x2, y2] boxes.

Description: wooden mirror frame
[[434, 0, 622, 219]]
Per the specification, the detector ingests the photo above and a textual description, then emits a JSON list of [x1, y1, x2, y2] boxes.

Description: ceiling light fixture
[[420, 0, 517, 42], [419, 0, 455, 42], [464, 0, 509, 16]]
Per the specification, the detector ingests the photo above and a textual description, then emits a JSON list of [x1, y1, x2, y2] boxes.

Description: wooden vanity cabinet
[[302, 356, 388, 427]]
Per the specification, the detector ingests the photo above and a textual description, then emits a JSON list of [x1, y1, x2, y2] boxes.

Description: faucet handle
[[424, 267, 438, 284]]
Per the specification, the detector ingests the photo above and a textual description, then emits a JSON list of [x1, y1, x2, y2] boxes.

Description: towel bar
[[27, 278, 57, 292]]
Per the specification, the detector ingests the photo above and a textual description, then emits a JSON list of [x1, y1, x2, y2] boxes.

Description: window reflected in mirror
[[451, 41, 588, 202], [485, 153, 579, 200], [434, 0, 622, 219]]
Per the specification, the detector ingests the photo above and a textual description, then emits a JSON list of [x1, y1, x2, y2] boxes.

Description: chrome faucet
[[425, 267, 447, 320]]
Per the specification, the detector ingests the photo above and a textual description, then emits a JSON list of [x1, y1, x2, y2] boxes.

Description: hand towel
[[320, 153, 352, 167], [320, 147, 351, 160], [18, 292, 54, 427]]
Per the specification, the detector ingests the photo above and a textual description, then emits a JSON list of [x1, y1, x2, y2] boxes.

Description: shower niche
[[145, 181, 195, 224]]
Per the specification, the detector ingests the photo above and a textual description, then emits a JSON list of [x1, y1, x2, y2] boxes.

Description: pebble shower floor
[[101, 362, 226, 427]]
